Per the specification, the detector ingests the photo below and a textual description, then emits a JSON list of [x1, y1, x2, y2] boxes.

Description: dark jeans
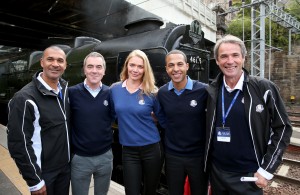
[[210, 163, 263, 195], [165, 153, 208, 195], [42, 163, 71, 195], [122, 142, 164, 195]]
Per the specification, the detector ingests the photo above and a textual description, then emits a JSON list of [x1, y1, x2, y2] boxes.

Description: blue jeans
[[165, 153, 208, 195], [71, 149, 113, 195], [122, 142, 164, 195]]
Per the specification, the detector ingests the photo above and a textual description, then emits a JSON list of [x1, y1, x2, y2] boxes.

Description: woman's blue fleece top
[[110, 82, 162, 146]]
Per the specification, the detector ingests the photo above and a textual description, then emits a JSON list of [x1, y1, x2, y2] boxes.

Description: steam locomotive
[[0, 17, 218, 194], [0, 18, 218, 125]]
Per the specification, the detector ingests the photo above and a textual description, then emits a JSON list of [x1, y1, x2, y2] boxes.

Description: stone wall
[[244, 46, 300, 105]]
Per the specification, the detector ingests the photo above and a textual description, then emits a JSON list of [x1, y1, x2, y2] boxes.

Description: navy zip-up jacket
[[204, 69, 292, 179], [7, 71, 70, 191]]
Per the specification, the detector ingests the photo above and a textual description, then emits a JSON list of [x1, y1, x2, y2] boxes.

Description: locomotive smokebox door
[[181, 20, 205, 49], [178, 20, 210, 83]]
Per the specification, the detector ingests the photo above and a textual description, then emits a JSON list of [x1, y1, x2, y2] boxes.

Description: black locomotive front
[[65, 18, 210, 87]]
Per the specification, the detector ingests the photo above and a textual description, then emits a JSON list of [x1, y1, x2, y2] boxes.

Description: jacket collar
[[207, 68, 250, 98], [211, 68, 250, 86], [33, 70, 68, 96]]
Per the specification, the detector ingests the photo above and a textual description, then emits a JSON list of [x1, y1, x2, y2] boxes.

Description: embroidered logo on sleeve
[[256, 104, 264, 113]]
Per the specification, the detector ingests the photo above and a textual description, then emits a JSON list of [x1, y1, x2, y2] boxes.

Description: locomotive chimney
[[124, 17, 164, 35]]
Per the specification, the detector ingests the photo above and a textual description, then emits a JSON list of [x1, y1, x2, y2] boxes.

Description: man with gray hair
[[69, 52, 115, 195], [204, 34, 292, 194]]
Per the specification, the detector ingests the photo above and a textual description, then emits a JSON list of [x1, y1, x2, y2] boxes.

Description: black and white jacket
[[204, 69, 292, 179], [7, 71, 70, 191]]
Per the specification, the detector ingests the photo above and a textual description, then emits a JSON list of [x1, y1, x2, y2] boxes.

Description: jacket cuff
[[257, 167, 273, 180], [29, 180, 45, 191]]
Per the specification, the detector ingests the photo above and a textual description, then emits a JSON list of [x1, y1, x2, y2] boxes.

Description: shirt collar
[[223, 71, 244, 93], [84, 78, 102, 92], [37, 72, 61, 94], [122, 79, 143, 89], [168, 76, 193, 91]]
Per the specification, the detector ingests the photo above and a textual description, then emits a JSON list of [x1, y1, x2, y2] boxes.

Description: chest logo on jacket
[[139, 100, 145, 105], [190, 100, 197, 107], [103, 100, 108, 106], [256, 104, 264, 113]]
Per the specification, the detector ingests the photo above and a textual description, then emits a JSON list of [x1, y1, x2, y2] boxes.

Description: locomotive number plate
[[187, 55, 202, 65]]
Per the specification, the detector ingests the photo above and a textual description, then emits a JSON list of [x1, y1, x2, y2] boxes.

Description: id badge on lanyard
[[216, 126, 231, 142], [217, 84, 240, 143]]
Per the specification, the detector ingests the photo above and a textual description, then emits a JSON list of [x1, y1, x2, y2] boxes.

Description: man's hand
[[31, 185, 47, 195], [254, 172, 268, 188], [151, 111, 158, 125]]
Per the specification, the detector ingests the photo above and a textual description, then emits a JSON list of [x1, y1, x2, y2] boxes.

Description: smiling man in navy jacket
[[204, 35, 292, 195], [157, 50, 208, 195]]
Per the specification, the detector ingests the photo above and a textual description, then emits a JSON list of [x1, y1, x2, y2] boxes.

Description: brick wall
[[244, 46, 300, 104]]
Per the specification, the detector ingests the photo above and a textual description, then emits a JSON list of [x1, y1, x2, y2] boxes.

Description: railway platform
[[0, 124, 125, 195], [1, 124, 300, 194]]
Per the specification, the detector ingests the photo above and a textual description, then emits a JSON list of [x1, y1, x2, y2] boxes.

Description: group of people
[[7, 34, 292, 195]]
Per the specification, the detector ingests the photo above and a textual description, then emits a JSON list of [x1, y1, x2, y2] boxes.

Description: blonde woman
[[110, 49, 164, 195]]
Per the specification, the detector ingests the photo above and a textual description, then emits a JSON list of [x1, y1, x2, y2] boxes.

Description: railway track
[[288, 112, 300, 117], [291, 120, 300, 127], [282, 158, 300, 165], [273, 174, 300, 186], [263, 145, 300, 194], [273, 158, 300, 186], [288, 111, 300, 127]]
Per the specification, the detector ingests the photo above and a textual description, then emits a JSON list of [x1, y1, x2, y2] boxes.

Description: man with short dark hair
[[7, 46, 71, 195], [158, 50, 208, 195]]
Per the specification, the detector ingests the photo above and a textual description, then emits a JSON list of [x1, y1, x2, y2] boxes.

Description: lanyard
[[222, 83, 240, 127], [58, 88, 63, 100]]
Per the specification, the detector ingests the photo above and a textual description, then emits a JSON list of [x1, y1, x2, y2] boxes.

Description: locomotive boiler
[[63, 17, 211, 87]]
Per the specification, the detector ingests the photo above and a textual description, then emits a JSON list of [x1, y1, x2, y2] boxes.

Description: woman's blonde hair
[[120, 49, 157, 96]]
